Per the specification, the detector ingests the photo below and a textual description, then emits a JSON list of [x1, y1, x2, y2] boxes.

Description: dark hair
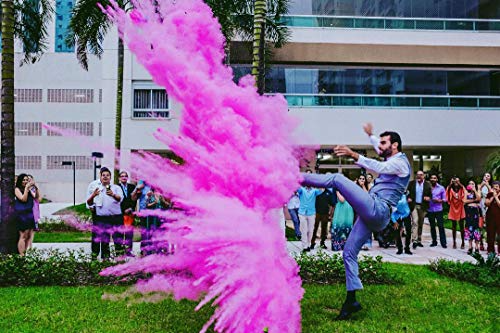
[[100, 167, 111, 175], [379, 131, 402, 152], [429, 173, 439, 180], [492, 181, 500, 186], [15, 173, 29, 190]]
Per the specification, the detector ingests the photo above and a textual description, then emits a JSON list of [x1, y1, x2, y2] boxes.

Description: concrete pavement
[[33, 222, 481, 264]]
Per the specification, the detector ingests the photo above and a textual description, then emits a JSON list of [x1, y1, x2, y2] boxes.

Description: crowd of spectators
[[288, 170, 500, 257]]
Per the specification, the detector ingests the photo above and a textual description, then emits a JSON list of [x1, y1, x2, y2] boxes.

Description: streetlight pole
[[62, 161, 76, 207], [91, 152, 103, 180]]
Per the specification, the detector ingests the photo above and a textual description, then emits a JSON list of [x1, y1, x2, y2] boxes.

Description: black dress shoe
[[310, 243, 316, 249], [417, 242, 424, 247], [412, 243, 418, 249], [404, 248, 413, 255], [396, 249, 403, 255], [336, 301, 362, 320], [302, 247, 310, 253], [442, 245, 447, 249], [430, 243, 438, 247], [320, 243, 327, 250]]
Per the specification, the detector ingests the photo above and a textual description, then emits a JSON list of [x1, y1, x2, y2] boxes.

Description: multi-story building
[[2, 0, 500, 202]]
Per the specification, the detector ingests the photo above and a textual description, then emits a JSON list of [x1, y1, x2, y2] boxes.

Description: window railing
[[132, 110, 170, 119], [282, 15, 500, 32], [281, 94, 500, 109]]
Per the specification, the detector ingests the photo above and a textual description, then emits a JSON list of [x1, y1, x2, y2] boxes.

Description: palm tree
[[0, 0, 53, 254], [251, 0, 266, 94], [233, 0, 290, 95], [207, 0, 290, 94], [66, 0, 130, 184], [485, 150, 500, 180]]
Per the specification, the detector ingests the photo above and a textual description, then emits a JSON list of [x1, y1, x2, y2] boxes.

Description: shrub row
[[429, 252, 499, 288], [0, 249, 139, 287], [295, 250, 396, 285]]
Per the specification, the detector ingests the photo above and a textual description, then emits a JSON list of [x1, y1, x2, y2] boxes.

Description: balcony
[[282, 16, 500, 32], [282, 94, 500, 109]]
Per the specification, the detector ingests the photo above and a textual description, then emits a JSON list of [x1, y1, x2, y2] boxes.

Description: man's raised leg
[[302, 173, 378, 223], [343, 217, 372, 291]]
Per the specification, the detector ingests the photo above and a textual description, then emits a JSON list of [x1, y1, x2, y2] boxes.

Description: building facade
[[2, 0, 500, 202]]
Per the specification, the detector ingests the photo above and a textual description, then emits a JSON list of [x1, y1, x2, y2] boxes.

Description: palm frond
[[14, 0, 54, 65], [65, 0, 113, 70]]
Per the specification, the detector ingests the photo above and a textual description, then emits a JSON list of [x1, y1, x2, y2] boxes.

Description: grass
[[0, 264, 498, 332], [34, 231, 92, 243], [34, 231, 142, 243], [53, 203, 92, 219]]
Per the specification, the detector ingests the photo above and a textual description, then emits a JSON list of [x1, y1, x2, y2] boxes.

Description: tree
[[66, 0, 130, 184], [205, 0, 290, 90], [0, 0, 53, 254], [485, 150, 500, 180], [237, 0, 290, 95]]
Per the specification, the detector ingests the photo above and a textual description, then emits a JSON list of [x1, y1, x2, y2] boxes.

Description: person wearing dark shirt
[[311, 187, 337, 250], [485, 181, 500, 255]]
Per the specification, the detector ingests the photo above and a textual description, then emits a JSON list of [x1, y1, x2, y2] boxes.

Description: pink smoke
[[100, 0, 304, 332]]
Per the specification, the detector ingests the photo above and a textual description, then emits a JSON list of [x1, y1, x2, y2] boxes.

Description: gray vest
[[369, 153, 411, 207]]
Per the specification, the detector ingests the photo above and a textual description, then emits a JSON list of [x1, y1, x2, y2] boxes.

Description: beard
[[378, 147, 392, 159]]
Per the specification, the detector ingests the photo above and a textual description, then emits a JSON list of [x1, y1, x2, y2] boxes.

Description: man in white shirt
[[86, 167, 123, 260], [301, 123, 411, 320]]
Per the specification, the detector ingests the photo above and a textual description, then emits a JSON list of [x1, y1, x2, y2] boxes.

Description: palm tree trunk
[[113, 38, 124, 184], [0, 0, 18, 254], [251, 0, 266, 95]]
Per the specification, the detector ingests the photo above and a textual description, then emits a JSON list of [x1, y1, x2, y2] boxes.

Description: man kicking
[[301, 123, 411, 320]]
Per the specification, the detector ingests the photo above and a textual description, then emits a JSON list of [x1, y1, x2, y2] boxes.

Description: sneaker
[[361, 245, 369, 251]]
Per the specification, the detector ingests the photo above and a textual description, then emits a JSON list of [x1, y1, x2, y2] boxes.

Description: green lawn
[[0, 264, 498, 332], [53, 203, 92, 219], [34, 231, 142, 243]]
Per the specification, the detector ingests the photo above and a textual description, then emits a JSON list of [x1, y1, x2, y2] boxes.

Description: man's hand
[[363, 123, 373, 136], [423, 196, 431, 202], [91, 188, 100, 198], [334, 145, 359, 161], [407, 197, 413, 203]]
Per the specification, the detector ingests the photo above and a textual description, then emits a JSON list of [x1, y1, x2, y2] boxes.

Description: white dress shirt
[[356, 135, 410, 177]]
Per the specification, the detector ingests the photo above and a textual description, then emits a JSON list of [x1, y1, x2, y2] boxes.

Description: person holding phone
[[14, 173, 40, 256], [86, 167, 123, 260]]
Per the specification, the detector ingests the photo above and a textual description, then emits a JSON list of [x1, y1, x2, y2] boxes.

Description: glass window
[[55, 0, 75, 52], [233, 65, 500, 97], [288, 0, 500, 19]]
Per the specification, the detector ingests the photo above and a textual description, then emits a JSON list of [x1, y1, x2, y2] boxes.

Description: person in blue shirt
[[391, 193, 412, 255], [297, 169, 323, 253]]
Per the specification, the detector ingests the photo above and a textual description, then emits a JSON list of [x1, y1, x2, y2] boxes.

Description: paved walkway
[[35, 203, 483, 264], [33, 223, 481, 264], [39, 202, 73, 220]]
